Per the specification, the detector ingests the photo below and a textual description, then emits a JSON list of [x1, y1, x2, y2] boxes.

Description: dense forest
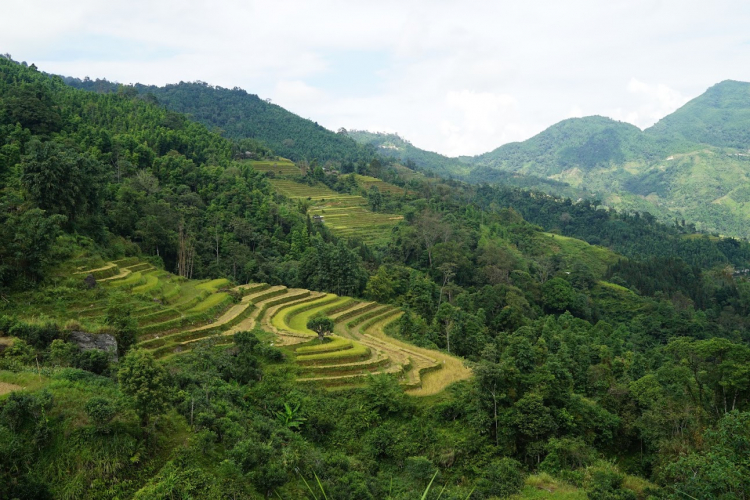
[[2, 56, 750, 499], [63, 76, 378, 167]]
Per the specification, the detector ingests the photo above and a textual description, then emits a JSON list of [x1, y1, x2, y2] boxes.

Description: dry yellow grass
[[0, 382, 23, 395]]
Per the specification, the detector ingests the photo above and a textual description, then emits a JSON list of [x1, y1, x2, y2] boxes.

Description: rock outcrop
[[69, 331, 118, 361]]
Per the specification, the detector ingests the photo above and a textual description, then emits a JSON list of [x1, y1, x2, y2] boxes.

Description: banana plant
[[275, 402, 306, 430]]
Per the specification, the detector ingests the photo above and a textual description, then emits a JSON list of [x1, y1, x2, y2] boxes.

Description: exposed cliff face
[[69, 331, 118, 361]]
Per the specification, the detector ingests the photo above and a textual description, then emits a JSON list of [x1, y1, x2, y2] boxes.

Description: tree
[[118, 349, 168, 428], [542, 277, 576, 313], [414, 210, 451, 267], [20, 138, 105, 226], [306, 316, 335, 342], [367, 185, 382, 212]]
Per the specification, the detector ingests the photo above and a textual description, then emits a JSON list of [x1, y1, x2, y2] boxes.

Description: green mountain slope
[[645, 80, 750, 149], [464, 82, 750, 238], [63, 77, 377, 166], [347, 129, 590, 199], [346, 129, 472, 177]]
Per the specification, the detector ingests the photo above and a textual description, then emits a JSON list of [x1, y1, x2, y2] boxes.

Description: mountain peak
[[645, 79, 750, 148]]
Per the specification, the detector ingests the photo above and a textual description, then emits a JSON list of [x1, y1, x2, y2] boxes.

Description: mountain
[[469, 115, 686, 176], [645, 80, 750, 149], [347, 129, 591, 199], [461, 81, 750, 239], [346, 129, 472, 177], [63, 77, 377, 166], [6, 57, 750, 500]]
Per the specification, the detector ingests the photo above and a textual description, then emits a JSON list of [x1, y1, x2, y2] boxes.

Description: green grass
[[247, 158, 300, 175], [288, 296, 349, 333], [295, 336, 352, 354], [275, 295, 340, 335], [346, 305, 394, 328], [131, 274, 160, 294], [295, 342, 370, 365], [108, 271, 144, 288], [267, 178, 403, 244], [187, 292, 230, 313], [510, 473, 586, 499], [196, 278, 230, 291]]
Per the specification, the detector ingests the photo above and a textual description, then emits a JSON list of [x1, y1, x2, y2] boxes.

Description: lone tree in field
[[307, 316, 335, 342]]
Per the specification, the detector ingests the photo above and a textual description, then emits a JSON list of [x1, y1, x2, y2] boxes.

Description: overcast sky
[[3, 0, 750, 156]]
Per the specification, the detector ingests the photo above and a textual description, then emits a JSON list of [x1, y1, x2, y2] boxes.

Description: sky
[[3, 0, 750, 157]]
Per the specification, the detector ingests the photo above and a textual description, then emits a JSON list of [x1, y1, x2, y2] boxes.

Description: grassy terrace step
[[287, 296, 350, 333], [272, 294, 341, 336], [166, 287, 210, 310], [136, 308, 182, 326], [138, 293, 234, 337], [125, 262, 152, 273], [138, 298, 255, 350], [108, 271, 145, 288], [298, 355, 391, 377], [146, 289, 306, 354], [364, 312, 471, 395], [246, 285, 288, 304], [97, 268, 132, 282], [296, 363, 403, 386], [329, 301, 378, 322], [132, 273, 160, 294], [295, 336, 353, 354], [74, 263, 120, 280], [357, 307, 403, 334], [111, 257, 140, 266], [247, 158, 300, 175], [320, 298, 359, 317], [295, 342, 371, 366], [234, 283, 270, 296], [259, 291, 326, 338], [345, 305, 395, 328], [196, 278, 230, 292]]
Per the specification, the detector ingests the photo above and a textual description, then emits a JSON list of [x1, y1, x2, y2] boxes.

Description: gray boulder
[[69, 331, 118, 361]]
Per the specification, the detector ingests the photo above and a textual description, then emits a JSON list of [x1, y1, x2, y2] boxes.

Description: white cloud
[[2, 0, 750, 155], [616, 78, 691, 128]]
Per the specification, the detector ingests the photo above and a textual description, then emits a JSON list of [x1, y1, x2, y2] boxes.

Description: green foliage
[[474, 457, 525, 499], [306, 316, 335, 342], [118, 349, 168, 427], [542, 278, 577, 313], [84, 396, 116, 428], [66, 78, 377, 165]]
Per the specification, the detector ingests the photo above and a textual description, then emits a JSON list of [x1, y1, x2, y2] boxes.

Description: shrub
[[48, 339, 78, 367], [475, 457, 525, 499], [9, 319, 60, 349], [85, 397, 116, 427], [404, 456, 438, 484], [586, 467, 637, 500], [75, 349, 111, 375]]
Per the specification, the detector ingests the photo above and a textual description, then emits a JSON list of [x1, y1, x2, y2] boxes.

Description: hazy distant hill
[[460, 81, 750, 238], [346, 130, 471, 177], [347, 129, 590, 198]]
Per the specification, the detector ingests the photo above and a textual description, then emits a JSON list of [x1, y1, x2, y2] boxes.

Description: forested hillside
[[645, 80, 750, 148], [64, 77, 377, 167], [459, 82, 750, 239], [3, 57, 750, 499]]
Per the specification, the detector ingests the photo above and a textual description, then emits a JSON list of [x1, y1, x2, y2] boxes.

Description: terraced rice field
[[72, 260, 471, 395], [246, 158, 300, 176], [349, 174, 406, 195], [266, 292, 472, 395], [268, 178, 403, 244]]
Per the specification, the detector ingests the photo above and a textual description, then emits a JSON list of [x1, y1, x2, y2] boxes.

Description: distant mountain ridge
[[62, 77, 377, 166], [63, 74, 750, 238], [351, 80, 750, 239]]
